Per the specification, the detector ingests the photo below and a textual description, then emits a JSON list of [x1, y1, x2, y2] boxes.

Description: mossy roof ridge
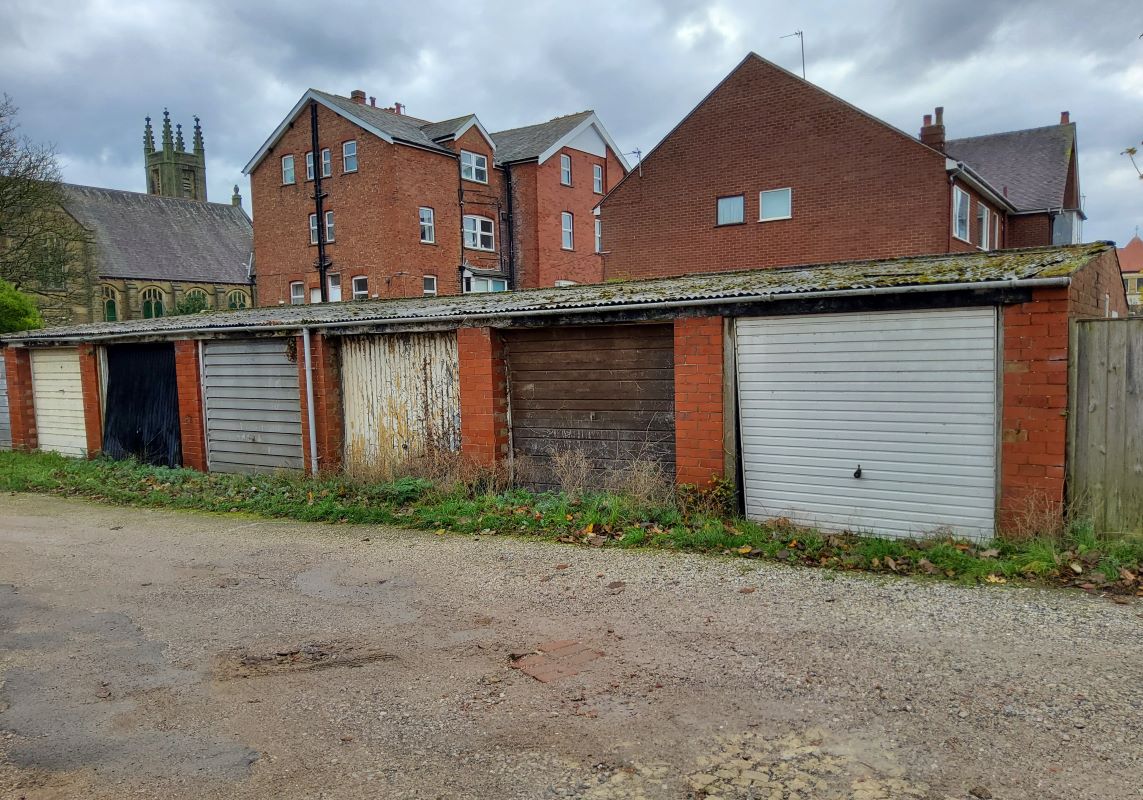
[[3, 242, 1112, 342]]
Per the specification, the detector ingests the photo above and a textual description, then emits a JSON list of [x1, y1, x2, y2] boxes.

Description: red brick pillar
[[77, 343, 103, 457], [999, 288, 1069, 533], [4, 347, 37, 450], [458, 327, 509, 467], [297, 333, 343, 475], [674, 316, 725, 486], [174, 340, 207, 472]]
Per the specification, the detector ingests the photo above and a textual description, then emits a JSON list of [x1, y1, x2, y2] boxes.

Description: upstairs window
[[352, 275, 369, 300], [305, 151, 314, 181], [309, 213, 318, 244], [717, 195, 744, 226], [976, 206, 990, 250], [227, 290, 249, 309], [759, 188, 792, 221], [460, 150, 488, 183], [423, 275, 438, 296], [343, 140, 357, 173], [419, 207, 435, 243], [290, 281, 305, 305], [595, 218, 602, 253], [560, 154, 572, 185], [952, 186, 971, 242], [593, 163, 603, 194], [561, 211, 574, 249], [324, 210, 335, 242], [141, 286, 164, 319], [282, 155, 296, 184], [463, 215, 494, 250], [321, 148, 332, 178]]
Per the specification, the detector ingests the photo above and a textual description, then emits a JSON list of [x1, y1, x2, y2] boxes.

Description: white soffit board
[[735, 307, 998, 541]]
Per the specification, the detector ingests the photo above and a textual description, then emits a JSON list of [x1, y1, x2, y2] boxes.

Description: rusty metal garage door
[[341, 332, 460, 478], [505, 324, 675, 492]]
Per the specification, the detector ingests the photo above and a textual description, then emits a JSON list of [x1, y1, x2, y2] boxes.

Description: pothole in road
[[214, 641, 397, 679]]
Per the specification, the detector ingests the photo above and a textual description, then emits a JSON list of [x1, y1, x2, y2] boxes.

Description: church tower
[[144, 110, 207, 201]]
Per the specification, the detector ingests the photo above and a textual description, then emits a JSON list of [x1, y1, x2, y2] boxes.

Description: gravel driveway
[[0, 493, 1139, 799]]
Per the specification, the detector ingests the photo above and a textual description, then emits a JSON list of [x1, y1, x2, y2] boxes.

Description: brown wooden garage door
[[505, 324, 675, 492]]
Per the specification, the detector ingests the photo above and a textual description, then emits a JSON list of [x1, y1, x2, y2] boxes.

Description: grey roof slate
[[946, 123, 1076, 212], [59, 184, 253, 285], [310, 90, 450, 153], [490, 111, 593, 163], [420, 114, 477, 142], [2, 242, 1112, 344]]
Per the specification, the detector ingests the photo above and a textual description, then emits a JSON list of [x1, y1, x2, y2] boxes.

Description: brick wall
[[297, 333, 344, 474], [4, 348, 36, 450], [173, 340, 207, 471], [1008, 214, 1051, 249], [457, 327, 508, 466], [600, 55, 967, 282], [674, 317, 725, 485], [77, 343, 103, 457], [1067, 248, 1129, 318]]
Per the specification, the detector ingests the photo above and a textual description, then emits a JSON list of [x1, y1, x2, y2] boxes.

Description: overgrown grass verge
[[2, 451, 1140, 597]]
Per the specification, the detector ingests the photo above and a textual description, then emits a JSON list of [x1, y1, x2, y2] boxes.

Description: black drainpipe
[[504, 161, 516, 290], [310, 100, 330, 301]]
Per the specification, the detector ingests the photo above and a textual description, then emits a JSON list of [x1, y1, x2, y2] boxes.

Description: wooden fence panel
[[1069, 319, 1143, 533]]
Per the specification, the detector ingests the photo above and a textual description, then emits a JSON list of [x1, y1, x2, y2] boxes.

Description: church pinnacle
[[145, 109, 207, 201]]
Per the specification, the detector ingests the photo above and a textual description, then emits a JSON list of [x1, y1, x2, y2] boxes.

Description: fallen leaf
[[917, 558, 937, 574], [434, 529, 446, 536], [885, 556, 897, 572], [1069, 562, 1084, 575], [985, 574, 1007, 584], [555, 564, 569, 570], [1118, 568, 1137, 584], [736, 545, 753, 555], [979, 548, 1000, 558], [738, 587, 756, 594]]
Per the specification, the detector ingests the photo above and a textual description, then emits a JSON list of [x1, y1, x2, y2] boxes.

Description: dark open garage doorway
[[102, 343, 182, 468]]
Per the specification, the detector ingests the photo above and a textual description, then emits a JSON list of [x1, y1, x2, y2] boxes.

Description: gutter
[[2, 276, 1073, 345]]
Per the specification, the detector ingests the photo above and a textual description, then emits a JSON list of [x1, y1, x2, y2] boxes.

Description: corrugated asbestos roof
[[2, 242, 1111, 343], [60, 184, 253, 284], [490, 111, 594, 163], [946, 124, 1076, 212]]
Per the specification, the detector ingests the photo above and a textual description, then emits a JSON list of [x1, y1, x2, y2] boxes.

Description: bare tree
[[1125, 142, 1143, 180], [0, 94, 92, 315]]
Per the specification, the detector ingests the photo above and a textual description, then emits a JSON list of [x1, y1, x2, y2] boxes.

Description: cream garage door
[[30, 348, 88, 457], [736, 308, 998, 541]]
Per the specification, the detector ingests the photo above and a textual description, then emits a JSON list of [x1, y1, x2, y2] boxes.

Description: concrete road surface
[[0, 493, 1139, 799]]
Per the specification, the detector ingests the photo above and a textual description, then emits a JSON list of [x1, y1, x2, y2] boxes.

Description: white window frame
[[463, 215, 494, 250], [460, 150, 488, 183], [282, 155, 295, 185], [342, 140, 357, 173], [423, 275, 438, 296], [594, 218, 602, 253], [977, 205, 990, 250], [465, 276, 508, 293], [993, 214, 1000, 249], [309, 213, 318, 244], [592, 163, 603, 194], [351, 275, 368, 300], [561, 211, 574, 250], [717, 195, 745, 226], [324, 210, 335, 242], [554, 280, 577, 287], [953, 186, 971, 242], [759, 188, 793, 222], [419, 207, 435, 243], [327, 272, 342, 302], [320, 147, 332, 178], [305, 151, 314, 181], [290, 281, 305, 305], [560, 154, 572, 186]]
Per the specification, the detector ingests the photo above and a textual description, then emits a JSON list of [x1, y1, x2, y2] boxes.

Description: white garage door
[[30, 348, 87, 457], [202, 339, 304, 474], [736, 308, 998, 541], [0, 351, 11, 449]]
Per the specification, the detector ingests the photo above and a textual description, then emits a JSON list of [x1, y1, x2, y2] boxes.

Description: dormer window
[[460, 150, 488, 183]]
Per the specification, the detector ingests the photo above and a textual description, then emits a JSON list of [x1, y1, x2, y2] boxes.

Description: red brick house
[[599, 53, 1082, 281], [243, 91, 627, 305], [1118, 233, 1142, 312]]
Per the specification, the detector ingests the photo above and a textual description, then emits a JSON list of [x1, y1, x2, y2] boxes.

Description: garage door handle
[[853, 465, 862, 479]]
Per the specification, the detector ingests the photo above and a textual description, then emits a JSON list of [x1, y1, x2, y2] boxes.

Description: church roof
[[60, 184, 253, 285]]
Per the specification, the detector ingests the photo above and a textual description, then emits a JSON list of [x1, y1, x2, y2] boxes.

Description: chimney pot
[[350, 89, 366, 105], [394, 102, 404, 115], [934, 106, 944, 126], [1060, 110, 1070, 124], [923, 113, 932, 126], [369, 96, 376, 107]]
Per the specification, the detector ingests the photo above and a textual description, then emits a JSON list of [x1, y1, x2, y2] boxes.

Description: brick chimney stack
[[920, 106, 946, 152], [350, 89, 366, 105], [1060, 111, 1070, 124]]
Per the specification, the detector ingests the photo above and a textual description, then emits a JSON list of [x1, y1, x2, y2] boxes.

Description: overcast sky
[[1, 0, 1140, 244]]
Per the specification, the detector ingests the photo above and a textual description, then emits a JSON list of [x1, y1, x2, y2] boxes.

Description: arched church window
[[102, 285, 118, 322], [141, 286, 165, 319]]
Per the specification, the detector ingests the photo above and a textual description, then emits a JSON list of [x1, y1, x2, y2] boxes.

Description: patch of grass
[[1, 450, 1140, 596]]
